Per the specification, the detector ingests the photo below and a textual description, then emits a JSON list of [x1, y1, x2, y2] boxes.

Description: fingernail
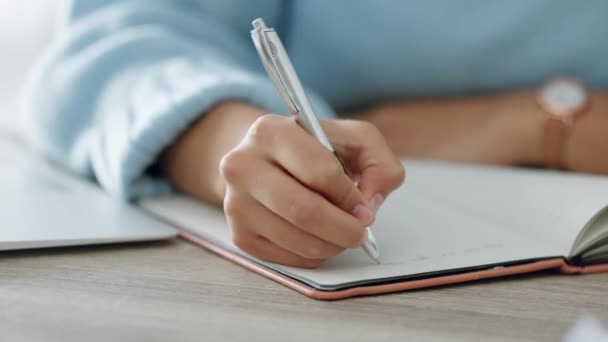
[[352, 204, 374, 226], [371, 193, 384, 211], [358, 230, 368, 246]]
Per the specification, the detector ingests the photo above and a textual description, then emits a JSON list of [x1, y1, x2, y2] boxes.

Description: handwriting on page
[[375, 243, 506, 266]]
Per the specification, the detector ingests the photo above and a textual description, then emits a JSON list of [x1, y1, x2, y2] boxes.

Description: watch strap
[[537, 78, 588, 169], [543, 117, 565, 169]]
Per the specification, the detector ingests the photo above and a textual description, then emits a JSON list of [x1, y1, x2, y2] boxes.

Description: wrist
[[561, 92, 606, 173], [161, 101, 263, 205], [493, 91, 544, 166]]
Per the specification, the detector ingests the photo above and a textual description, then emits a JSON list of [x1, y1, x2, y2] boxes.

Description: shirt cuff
[[93, 59, 336, 200]]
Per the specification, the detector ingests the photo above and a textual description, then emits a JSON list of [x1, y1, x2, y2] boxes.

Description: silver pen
[[251, 18, 381, 264]]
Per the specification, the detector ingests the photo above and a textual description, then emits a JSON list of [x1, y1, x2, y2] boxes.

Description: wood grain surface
[[1, 238, 607, 342]]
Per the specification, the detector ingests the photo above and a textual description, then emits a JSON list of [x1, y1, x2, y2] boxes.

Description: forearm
[[354, 91, 542, 166], [161, 102, 263, 205], [355, 90, 608, 174]]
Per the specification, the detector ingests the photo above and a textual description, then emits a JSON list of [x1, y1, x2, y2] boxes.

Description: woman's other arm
[[357, 90, 608, 173]]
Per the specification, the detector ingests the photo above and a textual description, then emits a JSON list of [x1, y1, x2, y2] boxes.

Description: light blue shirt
[[24, 0, 608, 199]]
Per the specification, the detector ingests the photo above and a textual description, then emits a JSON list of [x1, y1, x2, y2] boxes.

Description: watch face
[[540, 78, 587, 118]]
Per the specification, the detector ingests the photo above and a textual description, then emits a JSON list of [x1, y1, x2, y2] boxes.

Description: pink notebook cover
[[178, 229, 608, 301]]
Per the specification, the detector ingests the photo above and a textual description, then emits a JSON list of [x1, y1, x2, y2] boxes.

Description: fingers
[[228, 225, 323, 268], [245, 115, 374, 225], [229, 156, 366, 249], [322, 119, 406, 206], [269, 119, 374, 225], [219, 113, 404, 267], [225, 193, 344, 260]]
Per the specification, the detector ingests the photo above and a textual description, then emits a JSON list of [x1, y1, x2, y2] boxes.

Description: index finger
[[267, 118, 374, 225], [322, 119, 406, 204]]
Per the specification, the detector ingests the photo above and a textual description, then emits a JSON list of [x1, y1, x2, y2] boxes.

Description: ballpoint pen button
[[252, 18, 265, 29]]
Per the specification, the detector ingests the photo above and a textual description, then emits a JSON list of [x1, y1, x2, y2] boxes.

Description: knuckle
[[219, 150, 247, 183], [248, 114, 284, 144], [222, 195, 242, 218], [231, 230, 251, 251], [390, 162, 406, 186]]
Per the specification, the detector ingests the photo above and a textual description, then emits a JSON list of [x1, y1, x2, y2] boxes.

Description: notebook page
[[401, 160, 608, 257], [274, 195, 559, 289]]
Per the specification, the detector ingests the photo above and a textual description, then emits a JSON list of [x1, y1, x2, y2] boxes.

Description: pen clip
[[251, 19, 300, 114]]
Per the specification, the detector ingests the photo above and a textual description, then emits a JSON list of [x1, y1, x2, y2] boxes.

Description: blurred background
[[0, 1, 58, 133]]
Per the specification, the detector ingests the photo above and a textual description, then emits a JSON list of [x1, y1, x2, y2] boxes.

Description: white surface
[[564, 315, 608, 342], [141, 160, 608, 290], [0, 138, 177, 251], [0, 1, 59, 132]]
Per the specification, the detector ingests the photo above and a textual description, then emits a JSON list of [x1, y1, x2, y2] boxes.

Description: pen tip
[[362, 229, 381, 264], [362, 248, 381, 264]]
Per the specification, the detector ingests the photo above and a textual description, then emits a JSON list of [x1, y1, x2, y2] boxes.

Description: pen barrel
[[293, 98, 335, 153], [252, 18, 380, 264], [261, 31, 335, 152]]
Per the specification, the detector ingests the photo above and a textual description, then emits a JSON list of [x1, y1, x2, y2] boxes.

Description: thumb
[[357, 162, 405, 211], [322, 119, 405, 211]]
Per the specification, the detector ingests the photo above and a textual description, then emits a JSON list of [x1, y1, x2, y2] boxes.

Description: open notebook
[[140, 160, 608, 300]]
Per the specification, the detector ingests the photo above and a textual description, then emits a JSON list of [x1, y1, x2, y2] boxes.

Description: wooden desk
[[2, 238, 606, 341]]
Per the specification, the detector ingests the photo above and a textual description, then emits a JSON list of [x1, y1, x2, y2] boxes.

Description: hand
[[220, 114, 404, 268]]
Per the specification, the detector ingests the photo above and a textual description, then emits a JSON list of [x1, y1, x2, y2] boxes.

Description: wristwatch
[[536, 77, 589, 169]]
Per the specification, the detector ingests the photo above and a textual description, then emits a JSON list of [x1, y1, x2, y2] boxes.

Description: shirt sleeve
[[22, 0, 336, 200]]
